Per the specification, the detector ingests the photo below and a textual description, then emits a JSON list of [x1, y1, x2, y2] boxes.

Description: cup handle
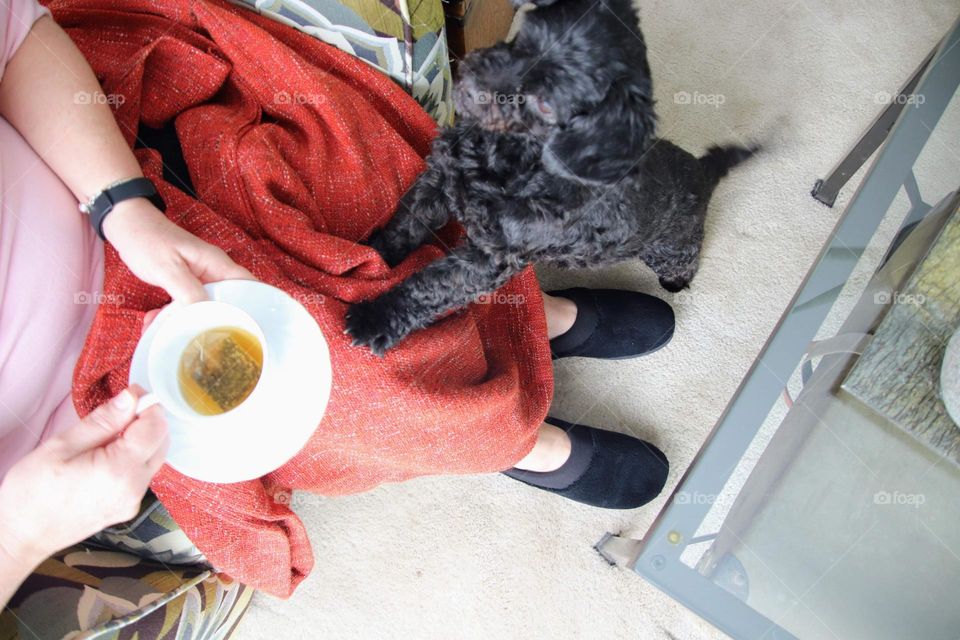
[[136, 392, 162, 416]]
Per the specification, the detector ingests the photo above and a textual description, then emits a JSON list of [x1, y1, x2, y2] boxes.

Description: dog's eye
[[535, 97, 555, 117]]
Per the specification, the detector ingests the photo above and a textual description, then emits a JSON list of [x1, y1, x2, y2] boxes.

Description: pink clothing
[[0, 0, 104, 480]]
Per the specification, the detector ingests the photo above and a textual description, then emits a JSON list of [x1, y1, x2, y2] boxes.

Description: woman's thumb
[[56, 389, 138, 457]]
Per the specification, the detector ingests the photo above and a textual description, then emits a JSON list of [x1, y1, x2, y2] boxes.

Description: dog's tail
[[699, 144, 759, 187]]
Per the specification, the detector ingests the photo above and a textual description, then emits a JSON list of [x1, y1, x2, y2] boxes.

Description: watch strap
[[81, 177, 166, 240]]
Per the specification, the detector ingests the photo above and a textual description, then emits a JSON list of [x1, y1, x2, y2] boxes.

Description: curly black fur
[[346, 0, 756, 355]]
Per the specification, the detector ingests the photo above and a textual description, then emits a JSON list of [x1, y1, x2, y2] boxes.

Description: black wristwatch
[[79, 177, 166, 240]]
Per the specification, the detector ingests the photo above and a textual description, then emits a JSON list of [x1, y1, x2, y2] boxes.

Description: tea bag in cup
[[178, 327, 263, 415]]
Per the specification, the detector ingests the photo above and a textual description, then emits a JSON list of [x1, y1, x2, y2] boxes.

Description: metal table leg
[[811, 45, 937, 207]]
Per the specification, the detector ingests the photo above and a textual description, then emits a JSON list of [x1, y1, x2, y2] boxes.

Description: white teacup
[[136, 301, 269, 422]]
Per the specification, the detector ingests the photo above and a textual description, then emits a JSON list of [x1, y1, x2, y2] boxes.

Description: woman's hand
[[102, 198, 254, 304], [0, 387, 169, 576]]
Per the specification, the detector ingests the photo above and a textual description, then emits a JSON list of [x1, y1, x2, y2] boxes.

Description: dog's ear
[[542, 80, 656, 185]]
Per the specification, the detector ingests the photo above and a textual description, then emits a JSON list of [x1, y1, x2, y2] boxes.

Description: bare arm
[[0, 16, 252, 302], [0, 16, 142, 207]]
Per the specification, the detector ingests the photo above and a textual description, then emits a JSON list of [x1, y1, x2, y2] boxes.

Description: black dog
[[346, 0, 756, 355]]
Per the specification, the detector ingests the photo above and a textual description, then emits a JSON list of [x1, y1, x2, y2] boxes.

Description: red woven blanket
[[52, 0, 553, 597]]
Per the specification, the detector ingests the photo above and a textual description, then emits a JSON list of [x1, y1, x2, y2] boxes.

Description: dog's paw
[[345, 299, 405, 357], [658, 277, 690, 293]]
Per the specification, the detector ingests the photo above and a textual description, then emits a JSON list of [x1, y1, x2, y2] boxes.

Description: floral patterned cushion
[[1, 495, 251, 640], [88, 496, 207, 568], [232, 0, 454, 125], [0, 545, 252, 640]]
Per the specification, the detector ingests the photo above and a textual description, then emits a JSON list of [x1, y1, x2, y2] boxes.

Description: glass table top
[[619, 14, 960, 640]]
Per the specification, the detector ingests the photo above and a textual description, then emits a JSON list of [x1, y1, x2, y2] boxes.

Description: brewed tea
[[177, 326, 263, 415]]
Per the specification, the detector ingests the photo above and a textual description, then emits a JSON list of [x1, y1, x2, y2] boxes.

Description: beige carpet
[[236, 1, 958, 638]]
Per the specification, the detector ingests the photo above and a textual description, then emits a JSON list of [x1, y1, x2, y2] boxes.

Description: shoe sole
[[551, 328, 674, 361]]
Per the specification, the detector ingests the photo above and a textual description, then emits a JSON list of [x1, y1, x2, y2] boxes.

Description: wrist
[[100, 197, 165, 246], [0, 500, 47, 573], [79, 173, 144, 206], [83, 177, 165, 243]]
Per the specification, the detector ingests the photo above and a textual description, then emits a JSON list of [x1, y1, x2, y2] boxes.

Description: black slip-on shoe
[[548, 288, 675, 360], [502, 417, 669, 510]]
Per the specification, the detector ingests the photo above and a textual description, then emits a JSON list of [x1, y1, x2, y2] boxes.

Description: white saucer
[[129, 280, 331, 483]]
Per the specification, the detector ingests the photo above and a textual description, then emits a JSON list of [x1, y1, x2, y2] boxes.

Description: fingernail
[[112, 390, 133, 410]]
